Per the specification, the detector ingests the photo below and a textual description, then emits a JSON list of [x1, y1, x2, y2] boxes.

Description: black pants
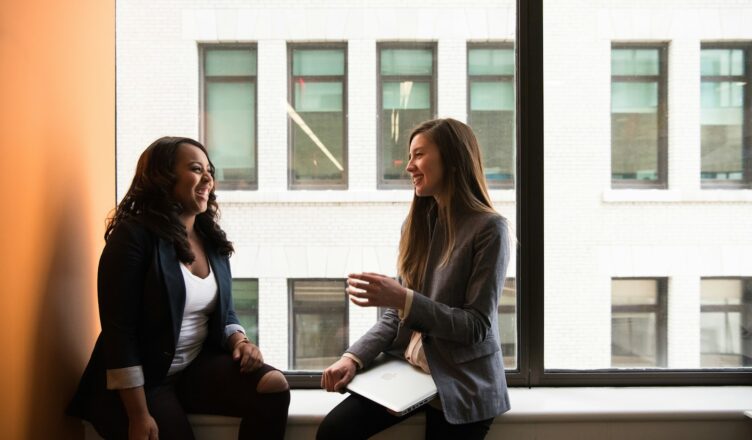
[[316, 394, 494, 440], [86, 348, 290, 440]]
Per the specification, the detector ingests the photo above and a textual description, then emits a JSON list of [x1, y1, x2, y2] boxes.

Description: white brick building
[[116, 0, 752, 371]]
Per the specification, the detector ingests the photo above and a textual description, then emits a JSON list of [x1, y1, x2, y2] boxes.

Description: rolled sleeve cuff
[[342, 352, 363, 370], [106, 366, 144, 390], [224, 324, 246, 347], [398, 289, 414, 320]]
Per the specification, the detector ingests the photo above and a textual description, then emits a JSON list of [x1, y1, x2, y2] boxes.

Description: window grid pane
[[290, 280, 348, 371], [233, 279, 259, 344], [378, 44, 435, 187], [202, 46, 257, 189], [289, 46, 347, 188], [611, 279, 666, 368], [700, 278, 752, 368], [468, 44, 515, 188]]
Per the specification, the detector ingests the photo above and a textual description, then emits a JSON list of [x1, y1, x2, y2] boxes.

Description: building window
[[288, 44, 347, 189], [498, 278, 517, 369], [700, 45, 751, 187], [200, 45, 257, 190], [233, 279, 259, 344], [701, 278, 752, 368], [378, 43, 436, 188], [289, 279, 348, 370], [468, 43, 515, 189], [611, 278, 667, 368], [611, 45, 667, 188]]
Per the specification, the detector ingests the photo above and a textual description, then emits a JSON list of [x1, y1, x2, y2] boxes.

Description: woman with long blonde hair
[[318, 118, 511, 439]]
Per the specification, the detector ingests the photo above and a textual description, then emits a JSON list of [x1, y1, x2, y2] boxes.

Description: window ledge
[[187, 386, 752, 425], [603, 189, 752, 203], [216, 189, 516, 204]]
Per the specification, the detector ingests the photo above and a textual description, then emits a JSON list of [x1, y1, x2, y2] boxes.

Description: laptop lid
[[346, 354, 437, 415]]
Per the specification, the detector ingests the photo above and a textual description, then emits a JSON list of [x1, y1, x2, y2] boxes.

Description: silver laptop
[[346, 354, 438, 415]]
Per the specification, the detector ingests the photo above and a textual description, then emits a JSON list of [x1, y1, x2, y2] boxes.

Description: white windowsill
[[185, 386, 752, 426]]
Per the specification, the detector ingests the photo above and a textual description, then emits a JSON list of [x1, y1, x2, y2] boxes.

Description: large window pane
[[468, 44, 515, 187], [378, 45, 435, 186], [701, 279, 752, 367], [289, 45, 347, 188], [701, 46, 750, 186], [233, 279, 259, 344], [202, 46, 257, 189], [611, 46, 666, 186], [290, 280, 348, 371]]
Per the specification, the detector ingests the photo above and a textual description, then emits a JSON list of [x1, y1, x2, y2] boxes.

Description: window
[[701, 278, 752, 368], [288, 44, 347, 189], [498, 278, 517, 369], [700, 45, 751, 187], [289, 279, 348, 370], [200, 45, 257, 189], [233, 279, 259, 344], [611, 45, 667, 188], [378, 43, 436, 187], [611, 279, 667, 368], [468, 43, 515, 188]]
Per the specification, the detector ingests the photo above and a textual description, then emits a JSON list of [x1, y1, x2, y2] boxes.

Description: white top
[[167, 262, 218, 375]]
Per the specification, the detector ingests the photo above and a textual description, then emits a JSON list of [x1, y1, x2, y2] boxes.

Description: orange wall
[[0, 1, 115, 438]]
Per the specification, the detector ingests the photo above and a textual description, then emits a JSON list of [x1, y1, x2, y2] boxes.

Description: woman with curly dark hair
[[67, 137, 290, 439]]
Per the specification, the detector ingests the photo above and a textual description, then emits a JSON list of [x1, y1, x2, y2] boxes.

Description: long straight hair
[[398, 118, 497, 291]]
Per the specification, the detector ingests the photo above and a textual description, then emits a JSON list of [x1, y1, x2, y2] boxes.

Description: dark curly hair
[[105, 136, 234, 262]]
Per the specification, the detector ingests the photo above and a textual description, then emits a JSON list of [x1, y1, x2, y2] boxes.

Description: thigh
[[176, 346, 277, 416], [316, 394, 419, 440], [145, 378, 195, 440], [424, 406, 493, 440]]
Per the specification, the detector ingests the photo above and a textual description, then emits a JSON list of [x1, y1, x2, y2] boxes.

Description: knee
[[256, 370, 289, 394]]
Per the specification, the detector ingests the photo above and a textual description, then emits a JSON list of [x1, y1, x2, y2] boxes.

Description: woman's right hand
[[128, 413, 159, 440], [321, 357, 357, 392]]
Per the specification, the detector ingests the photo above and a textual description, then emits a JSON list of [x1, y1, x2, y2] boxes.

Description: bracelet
[[232, 336, 250, 351]]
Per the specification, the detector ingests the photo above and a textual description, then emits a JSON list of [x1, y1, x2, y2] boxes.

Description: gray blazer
[[347, 207, 511, 424]]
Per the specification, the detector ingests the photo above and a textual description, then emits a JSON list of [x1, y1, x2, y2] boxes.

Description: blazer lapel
[[157, 238, 185, 346]]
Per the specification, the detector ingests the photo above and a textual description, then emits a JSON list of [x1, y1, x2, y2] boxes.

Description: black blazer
[[68, 219, 239, 417]]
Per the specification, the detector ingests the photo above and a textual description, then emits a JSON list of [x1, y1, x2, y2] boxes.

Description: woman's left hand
[[233, 340, 264, 373], [346, 272, 407, 310]]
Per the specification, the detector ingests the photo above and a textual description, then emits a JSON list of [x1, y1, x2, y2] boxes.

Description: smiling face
[[407, 133, 445, 198], [172, 143, 214, 218]]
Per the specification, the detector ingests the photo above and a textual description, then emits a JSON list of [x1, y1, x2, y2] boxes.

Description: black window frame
[[700, 42, 752, 189], [287, 42, 349, 190], [376, 41, 437, 189], [199, 43, 259, 190], [610, 278, 668, 369], [610, 42, 669, 189], [700, 277, 752, 368], [467, 41, 516, 190], [287, 278, 349, 379]]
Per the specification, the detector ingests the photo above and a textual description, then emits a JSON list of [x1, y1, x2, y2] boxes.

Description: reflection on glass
[[289, 47, 346, 188], [291, 280, 348, 370], [701, 279, 752, 367], [233, 279, 259, 344], [611, 279, 666, 368], [468, 45, 515, 187], [203, 47, 257, 188], [611, 47, 664, 184], [498, 278, 517, 369], [701, 47, 746, 184], [379, 46, 435, 184]]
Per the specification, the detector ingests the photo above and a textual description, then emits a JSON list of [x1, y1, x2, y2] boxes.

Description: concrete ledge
[[84, 386, 752, 439]]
